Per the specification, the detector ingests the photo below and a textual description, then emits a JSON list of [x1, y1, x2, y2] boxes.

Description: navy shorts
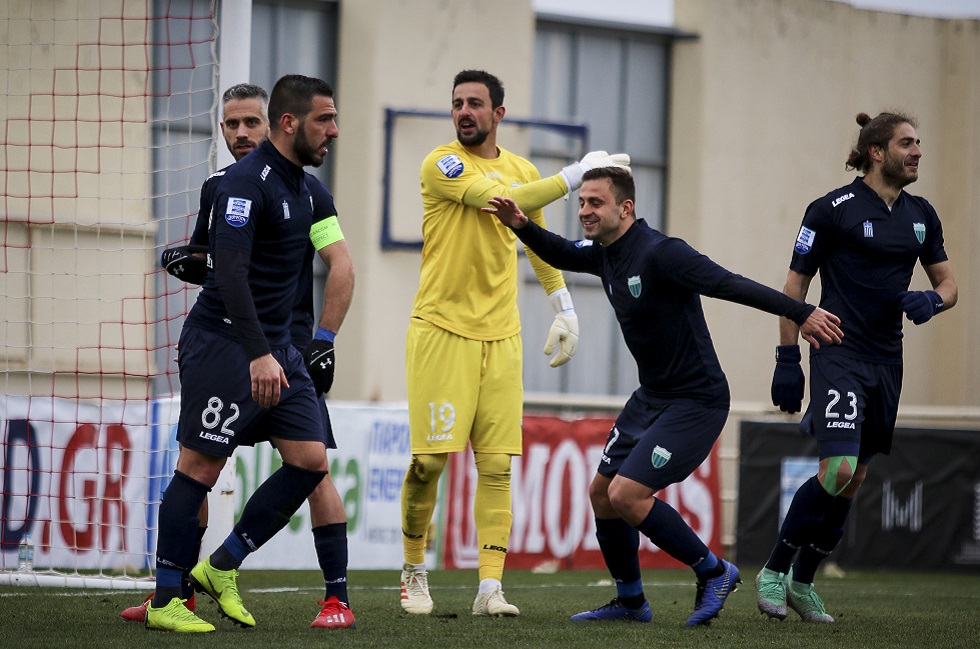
[[599, 388, 729, 492], [803, 353, 902, 462], [176, 326, 326, 457]]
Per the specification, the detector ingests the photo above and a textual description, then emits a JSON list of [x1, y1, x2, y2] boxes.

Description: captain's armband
[[310, 215, 344, 251]]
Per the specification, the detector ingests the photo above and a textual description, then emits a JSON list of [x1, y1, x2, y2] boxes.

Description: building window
[[522, 19, 671, 398]]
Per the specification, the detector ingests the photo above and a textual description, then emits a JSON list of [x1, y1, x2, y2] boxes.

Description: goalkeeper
[[123, 83, 355, 630], [399, 68, 629, 618], [483, 167, 843, 626]]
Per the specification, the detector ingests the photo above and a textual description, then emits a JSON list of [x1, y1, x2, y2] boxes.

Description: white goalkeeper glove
[[559, 150, 632, 192], [545, 288, 579, 368]]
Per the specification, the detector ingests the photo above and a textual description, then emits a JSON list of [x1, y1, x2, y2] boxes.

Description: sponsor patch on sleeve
[[225, 197, 252, 227], [435, 154, 464, 178], [794, 225, 815, 254]]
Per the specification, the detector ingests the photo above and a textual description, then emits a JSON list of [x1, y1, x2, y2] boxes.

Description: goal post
[[0, 0, 221, 588]]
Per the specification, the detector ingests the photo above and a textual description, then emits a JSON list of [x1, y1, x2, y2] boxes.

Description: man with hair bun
[[760, 111, 958, 622]]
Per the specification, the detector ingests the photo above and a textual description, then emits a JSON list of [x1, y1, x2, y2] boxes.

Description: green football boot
[[189, 557, 256, 627], [756, 567, 788, 620], [145, 597, 215, 633], [786, 568, 835, 623]]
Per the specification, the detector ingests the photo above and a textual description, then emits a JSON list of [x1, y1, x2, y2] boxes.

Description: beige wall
[[666, 0, 980, 548], [0, 0, 155, 399], [330, 0, 980, 408], [8, 0, 975, 408], [668, 0, 980, 411]]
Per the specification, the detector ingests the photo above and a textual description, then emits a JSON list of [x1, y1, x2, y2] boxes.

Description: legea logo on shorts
[[225, 197, 252, 227]]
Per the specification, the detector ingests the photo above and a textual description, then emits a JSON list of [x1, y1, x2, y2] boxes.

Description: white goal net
[[0, 0, 218, 588]]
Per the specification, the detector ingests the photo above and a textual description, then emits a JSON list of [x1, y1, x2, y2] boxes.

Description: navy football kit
[[512, 218, 816, 488], [178, 140, 326, 457], [182, 161, 339, 449], [790, 177, 948, 460]]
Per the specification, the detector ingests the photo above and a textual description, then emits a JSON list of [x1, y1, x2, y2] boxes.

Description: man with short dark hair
[[483, 166, 843, 626], [145, 75, 347, 633], [759, 111, 957, 623], [399, 69, 630, 617], [126, 82, 356, 630]]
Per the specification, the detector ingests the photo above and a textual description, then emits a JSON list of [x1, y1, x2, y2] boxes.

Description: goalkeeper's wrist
[[775, 344, 801, 363], [558, 163, 585, 193], [314, 327, 336, 342], [549, 287, 575, 315]]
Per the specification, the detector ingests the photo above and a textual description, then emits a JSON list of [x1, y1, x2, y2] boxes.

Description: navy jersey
[[185, 140, 315, 351], [789, 177, 947, 363], [187, 165, 336, 351], [188, 167, 228, 248], [514, 219, 814, 404]]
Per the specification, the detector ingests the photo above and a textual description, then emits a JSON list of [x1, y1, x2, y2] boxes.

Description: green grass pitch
[[1, 567, 977, 648]]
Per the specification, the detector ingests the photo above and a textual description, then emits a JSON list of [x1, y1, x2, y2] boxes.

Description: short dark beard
[[294, 119, 324, 168], [456, 127, 489, 147], [880, 151, 916, 190]]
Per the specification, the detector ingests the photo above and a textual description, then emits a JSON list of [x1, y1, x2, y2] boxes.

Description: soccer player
[[482, 167, 843, 626], [399, 69, 629, 617], [760, 111, 957, 622], [124, 84, 356, 629], [144, 74, 346, 633]]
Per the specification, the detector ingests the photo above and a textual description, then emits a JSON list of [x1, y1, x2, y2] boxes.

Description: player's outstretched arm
[[798, 307, 843, 350], [482, 196, 528, 228], [463, 152, 631, 213]]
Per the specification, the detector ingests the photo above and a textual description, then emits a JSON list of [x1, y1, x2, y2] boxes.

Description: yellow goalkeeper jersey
[[412, 140, 568, 341]]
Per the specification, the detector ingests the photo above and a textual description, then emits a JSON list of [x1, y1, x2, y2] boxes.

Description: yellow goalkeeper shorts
[[406, 317, 523, 455]]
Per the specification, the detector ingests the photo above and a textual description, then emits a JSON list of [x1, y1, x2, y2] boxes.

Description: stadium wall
[[666, 0, 980, 410]]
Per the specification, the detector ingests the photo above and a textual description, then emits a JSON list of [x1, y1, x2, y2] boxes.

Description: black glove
[[899, 290, 943, 325], [303, 339, 335, 396], [161, 244, 209, 285], [771, 344, 805, 414]]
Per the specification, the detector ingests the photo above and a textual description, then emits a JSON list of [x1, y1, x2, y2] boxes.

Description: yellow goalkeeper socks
[[401, 454, 447, 564], [474, 453, 513, 582]]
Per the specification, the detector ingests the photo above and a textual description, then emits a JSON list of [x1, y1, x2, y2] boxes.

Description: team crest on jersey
[[628, 275, 642, 298], [574, 239, 594, 248], [282, 201, 291, 220], [794, 225, 815, 254], [913, 222, 926, 244], [225, 197, 252, 227], [863, 221, 874, 238], [436, 154, 464, 178], [651, 445, 672, 469]]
